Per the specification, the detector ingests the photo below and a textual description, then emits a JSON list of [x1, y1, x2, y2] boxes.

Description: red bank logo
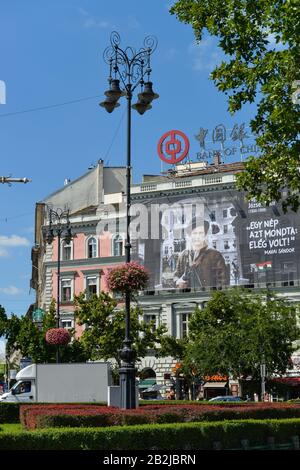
[[157, 130, 189, 164]]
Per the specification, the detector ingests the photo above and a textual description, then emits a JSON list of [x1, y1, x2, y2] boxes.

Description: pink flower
[[106, 262, 149, 293], [45, 328, 71, 345]]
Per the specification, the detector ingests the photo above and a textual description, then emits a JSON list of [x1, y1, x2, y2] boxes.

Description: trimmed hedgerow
[[1, 419, 300, 450], [20, 403, 300, 430], [0, 403, 20, 424]]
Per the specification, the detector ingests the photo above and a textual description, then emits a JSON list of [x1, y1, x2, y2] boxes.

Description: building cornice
[[45, 255, 125, 268]]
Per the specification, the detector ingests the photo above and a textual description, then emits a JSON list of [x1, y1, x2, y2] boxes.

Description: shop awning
[[271, 377, 300, 386], [203, 381, 227, 389]]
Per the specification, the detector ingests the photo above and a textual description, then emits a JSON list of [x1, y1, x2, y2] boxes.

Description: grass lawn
[[0, 424, 23, 433]]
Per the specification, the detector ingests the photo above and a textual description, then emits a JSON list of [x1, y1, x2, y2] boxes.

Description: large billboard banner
[[130, 189, 300, 290]]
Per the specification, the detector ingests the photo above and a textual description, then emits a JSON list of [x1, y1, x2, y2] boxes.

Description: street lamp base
[[119, 362, 136, 409]]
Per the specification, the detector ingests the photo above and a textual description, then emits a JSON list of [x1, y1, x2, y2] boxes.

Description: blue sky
[[0, 0, 258, 353]]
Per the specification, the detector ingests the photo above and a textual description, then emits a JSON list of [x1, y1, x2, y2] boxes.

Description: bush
[[1, 419, 300, 450], [0, 403, 20, 424], [20, 402, 300, 430]]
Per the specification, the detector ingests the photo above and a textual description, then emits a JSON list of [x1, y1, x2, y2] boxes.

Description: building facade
[[31, 158, 300, 392]]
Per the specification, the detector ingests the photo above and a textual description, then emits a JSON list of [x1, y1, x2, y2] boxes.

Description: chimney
[[64, 178, 70, 186], [213, 152, 221, 166]]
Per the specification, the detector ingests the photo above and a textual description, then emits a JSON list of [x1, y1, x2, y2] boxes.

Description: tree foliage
[[185, 288, 300, 379], [0, 301, 88, 363], [74, 292, 167, 366], [171, 0, 300, 211]]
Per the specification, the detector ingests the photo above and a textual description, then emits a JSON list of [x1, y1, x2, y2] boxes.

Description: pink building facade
[[31, 160, 126, 337]]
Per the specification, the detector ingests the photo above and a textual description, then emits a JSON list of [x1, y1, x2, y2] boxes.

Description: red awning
[[272, 377, 300, 386]]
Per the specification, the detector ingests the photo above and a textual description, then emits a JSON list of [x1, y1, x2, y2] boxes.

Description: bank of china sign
[[157, 123, 259, 166]]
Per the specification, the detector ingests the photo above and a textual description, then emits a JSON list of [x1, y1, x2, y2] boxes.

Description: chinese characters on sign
[[195, 123, 258, 162], [158, 123, 259, 167]]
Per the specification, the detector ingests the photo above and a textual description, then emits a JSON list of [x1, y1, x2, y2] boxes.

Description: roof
[[175, 161, 245, 179]]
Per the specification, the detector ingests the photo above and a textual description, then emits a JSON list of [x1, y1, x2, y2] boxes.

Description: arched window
[[87, 237, 97, 258], [62, 240, 72, 261], [112, 235, 123, 256]]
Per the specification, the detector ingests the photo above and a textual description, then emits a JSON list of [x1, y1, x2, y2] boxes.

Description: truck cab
[[4, 380, 35, 402], [0, 365, 36, 403]]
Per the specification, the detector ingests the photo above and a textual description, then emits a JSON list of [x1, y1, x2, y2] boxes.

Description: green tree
[[74, 292, 167, 367], [185, 288, 300, 380], [171, 0, 300, 211], [0, 301, 89, 363]]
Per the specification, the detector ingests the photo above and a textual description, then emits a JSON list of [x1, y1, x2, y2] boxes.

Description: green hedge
[[0, 403, 20, 424], [0, 402, 107, 424], [0, 419, 300, 450]]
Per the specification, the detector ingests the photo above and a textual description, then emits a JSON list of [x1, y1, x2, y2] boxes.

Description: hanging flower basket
[[106, 262, 149, 293], [45, 328, 71, 346]]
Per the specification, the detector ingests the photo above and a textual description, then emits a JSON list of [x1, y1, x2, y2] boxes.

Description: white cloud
[[78, 7, 110, 29], [188, 38, 224, 72], [23, 227, 34, 234], [0, 285, 23, 295], [0, 235, 30, 247], [127, 16, 140, 30], [0, 248, 9, 257], [83, 18, 109, 29], [78, 7, 88, 16], [0, 80, 6, 105]]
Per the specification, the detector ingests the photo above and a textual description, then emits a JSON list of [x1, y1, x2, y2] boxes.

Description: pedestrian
[[167, 387, 175, 400]]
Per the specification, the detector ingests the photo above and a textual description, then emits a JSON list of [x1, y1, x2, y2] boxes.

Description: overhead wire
[[0, 95, 101, 118]]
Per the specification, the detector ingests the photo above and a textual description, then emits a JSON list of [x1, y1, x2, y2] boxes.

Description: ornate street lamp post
[[44, 207, 73, 363], [100, 31, 158, 409]]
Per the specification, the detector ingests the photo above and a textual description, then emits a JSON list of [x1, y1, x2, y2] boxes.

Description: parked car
[[140, 384, 168, 400], [208, 396, 243, 402]]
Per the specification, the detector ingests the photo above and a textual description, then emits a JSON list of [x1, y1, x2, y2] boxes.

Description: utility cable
[[0, 95, 101, 118]]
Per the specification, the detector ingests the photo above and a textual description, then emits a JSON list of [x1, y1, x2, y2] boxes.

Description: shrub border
[[1, 418, 300, 450]]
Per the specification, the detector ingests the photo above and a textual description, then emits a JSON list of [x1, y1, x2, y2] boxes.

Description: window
[[13, 381, 31, 395], [113, 235, 123, 256], [223, 209, 227, 218], [61, 279, 72, 302], [144, 314, 157, 332], [62, 241, 72, 261], [181, 313, 189, 338], [86, 277, 98, 298], [210, 211, 216, 221], [223, 224, 228, 234], [212, 241, 217, 249], [281, 262, 296, 286], [61, 320, 72, 329], [87, 237, 97, 258], [224, 241, 230, 250]]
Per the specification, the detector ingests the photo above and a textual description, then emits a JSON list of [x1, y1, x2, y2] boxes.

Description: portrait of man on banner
[[174, 216, 230, 289]]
